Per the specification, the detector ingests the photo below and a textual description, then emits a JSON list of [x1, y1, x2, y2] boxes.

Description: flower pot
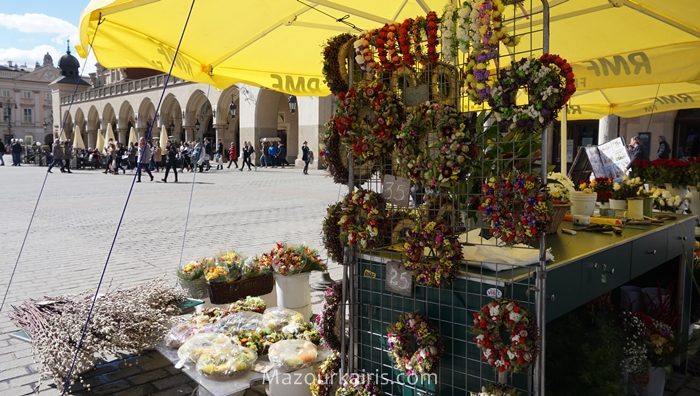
[[178, 277, 208, 299], [646, 366, 666, 396], [275, 272, 311, 310], [620, 286, 643, 312], [570, 191, 597, 217], [546, 203, 570, 234], [627, 198, 645, 220], [207, 273, 274, 304], [608, 199, 628, 210], [643, 196, 654, 218]]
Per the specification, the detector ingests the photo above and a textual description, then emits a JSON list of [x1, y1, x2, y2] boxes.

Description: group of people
[[628, 135, 671, 164], [0, 139, 24, 166]]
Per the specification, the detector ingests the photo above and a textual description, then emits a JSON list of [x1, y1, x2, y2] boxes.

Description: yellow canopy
[[128, 126, 137, 146], [78, 0, 700, 112], [73, 126, 86, 150], [96, 129, 105, 152]]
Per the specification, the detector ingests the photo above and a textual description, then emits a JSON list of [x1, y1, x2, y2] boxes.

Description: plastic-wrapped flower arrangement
[[267, 242, 327, 276]]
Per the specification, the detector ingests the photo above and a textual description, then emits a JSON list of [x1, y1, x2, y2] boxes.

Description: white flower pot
[[646, 366, 666, 396], [570, 191, 597, 217], [608, 199, 628, 210], [275, 272, 311, 311], [627, 198, 645, 220]]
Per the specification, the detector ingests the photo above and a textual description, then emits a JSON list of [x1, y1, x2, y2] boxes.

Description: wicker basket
[[178, 277, 208, 299], [207, 273, 274, 304], [546, 203, 571, 234]]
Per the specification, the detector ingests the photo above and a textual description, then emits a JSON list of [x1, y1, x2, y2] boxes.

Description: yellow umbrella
[[58, 129, 67, 142], [128, 126, 137, 146], [159, 125, 169, 149], [105, 123, 116, 146], [73, 126, 86, 150], [95, 129, 105, 152], [77, 0, 700, 96]]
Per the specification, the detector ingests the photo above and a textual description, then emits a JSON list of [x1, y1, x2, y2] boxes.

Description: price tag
[[382, 175, 410, 207], [363, 269, 377, 279], [385, 261, 413, 297]]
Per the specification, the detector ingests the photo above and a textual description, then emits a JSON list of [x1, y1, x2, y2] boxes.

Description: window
[[23, 108, 32, 123], [0, 89, 9, 97], [22, 91, 31, 99]]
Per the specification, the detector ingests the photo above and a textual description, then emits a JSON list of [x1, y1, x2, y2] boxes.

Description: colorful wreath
[[464, 0, 520, 104], [488, 54, 575, 133], [336, 373, 384, 396], [479, 172, 551, 246], [441, 2, 471, 63], [322, 202, 344, 265], [387, 312, 441, 376], [389, 66, 417, 92], [333, 80, 403, 162], [376, 23, 402, 71], [396, 104, 477, 190], [471, 299, 538, 373], [322, 33, 355, 94], [314, 282, 342, 350], [403, 219, 462, 287], [339, 189, 386, 249], [354, 29, 379, 73], [398, 18, 415, 66], [309, 352, 341, 396], [430, 62, 458, 105]]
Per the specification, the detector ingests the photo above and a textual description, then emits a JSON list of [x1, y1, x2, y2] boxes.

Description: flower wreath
[[396, 103, 477, 190], [471, 299, 538, 373], [314, 282, 342, 350], [464, 0, 520, 104], [310, 352, 341, 396], [389, 66, 418, 93], [376, 23, 402, 71], [429, 62, 458, 105], [333, 81, 403, 162], [387, 312, 441, 376], [322, 202, 344, 264], [336, 373, 384, 396], [403, 219, 462, 287], [479, 172, 551, 246], [322, 33, 355, 95], [488, 54, 575, 133], [354, 29, 379, 73], [339, 189, 386, 248]]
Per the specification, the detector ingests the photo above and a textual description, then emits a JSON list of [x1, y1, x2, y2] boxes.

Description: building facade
[[0, 54, 61, 146]]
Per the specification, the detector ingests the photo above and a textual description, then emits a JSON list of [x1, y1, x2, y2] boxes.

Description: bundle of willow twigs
[[9, 279, 185, 390]]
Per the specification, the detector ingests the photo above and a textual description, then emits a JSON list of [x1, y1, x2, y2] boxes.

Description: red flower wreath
[[471, 299, 538, 373], [424, 11, 439, 65], [479, 172, 552, 246], [403, 219, 462, 287], [398, 18, 414, 66], [376, 23, 401, 71]]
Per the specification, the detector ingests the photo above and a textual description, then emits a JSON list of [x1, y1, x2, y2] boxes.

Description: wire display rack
[[330, 1, 554, 394]]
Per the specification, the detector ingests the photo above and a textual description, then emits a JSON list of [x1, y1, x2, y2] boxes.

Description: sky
[[0, 0, 97, 74]]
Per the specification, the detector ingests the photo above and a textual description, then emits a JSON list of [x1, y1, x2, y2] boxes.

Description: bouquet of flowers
[[217, 251, 243, 280], [590, 177, 613, 203], [546, 172, 575, 203], [636, 313, 677, 367], [611, 176, 643, 200], [650, 187, 683, 212], [177, 260, 206, 281], [204, 264, 233, 283], [267, 242, 327, 276], [620, 311, 648, 374]]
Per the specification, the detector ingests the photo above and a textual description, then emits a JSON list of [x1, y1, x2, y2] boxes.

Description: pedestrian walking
[[227, 142, 239, 169], [239, 141, 253, 171], [153, 142, 162, 172], [0, 140, 5, 166], [180, 141, 192, 172], [115, 143, 127, 174], [301, 141, 310, 175], [278, 143, 290, 166], [136, 137, 154, 182], [161, 139, 178, 183], [11, 139, 22, 166], [215, 139, 224, 170], [63, 140, 73, 173], [47, 140, 65, 173], [657, 136, 671, 159]]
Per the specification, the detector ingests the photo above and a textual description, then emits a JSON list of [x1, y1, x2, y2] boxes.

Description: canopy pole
[[560, 105, 568, 174]]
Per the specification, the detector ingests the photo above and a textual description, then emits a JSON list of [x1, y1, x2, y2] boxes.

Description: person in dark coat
[[657, 136, 671, 159], [239, 141, 253, 171], [0, 140, 5, 166], [63, 140, 73, 173], [161, 139, 178, 183], [136, 137, 154, 182], [47, 140, 65, 173], [301, 141, 310, 175], [11, 139, 22, 166]]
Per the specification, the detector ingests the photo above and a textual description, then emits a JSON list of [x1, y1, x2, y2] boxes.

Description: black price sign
[[382, 175, 410, 207], [385, 261, 413, 297]]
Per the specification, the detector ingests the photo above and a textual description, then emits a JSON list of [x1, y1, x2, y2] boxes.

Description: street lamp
[[0, 100, 17, 139], [288, 95, 297, 114], [228, 101, 237, 118]]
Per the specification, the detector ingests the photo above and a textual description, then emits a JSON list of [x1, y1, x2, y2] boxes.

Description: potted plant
[[610, 176, 643, 211], [635, 313, 677, 396], [268, 242, 327, 317], [205, 250, 274, 304], [176, 259, 208, 299], [570, 179, 597, 217], [546, 172, 574, 233]]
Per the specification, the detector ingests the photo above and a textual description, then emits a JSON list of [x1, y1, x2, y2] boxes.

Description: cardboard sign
[[385, 261, 413, 297], [383, 174, 410, 207]]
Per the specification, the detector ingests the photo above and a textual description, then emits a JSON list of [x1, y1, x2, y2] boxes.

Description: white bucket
[[627, 199, 644, 220], [267, 365, 315, 396], [570, 191, 597, 217], [275, 272, 311, 310]]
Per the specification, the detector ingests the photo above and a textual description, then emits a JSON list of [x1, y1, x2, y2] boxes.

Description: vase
[[643, 196, 654, 218], [646, 366, 666, 396], [570, 191, 597, 217], [608, 199, 628, 211], [627, 198, 645, 220], [687, 186, 700, 218], [275, 272, 311, 318], [178, 277, 208, 299]]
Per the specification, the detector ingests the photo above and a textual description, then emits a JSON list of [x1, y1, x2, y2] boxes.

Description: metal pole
[[536, 2, 550, 396], [340, 150, 354, 376]]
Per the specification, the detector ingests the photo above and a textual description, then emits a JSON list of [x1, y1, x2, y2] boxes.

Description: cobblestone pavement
[[0, 157, 345, 395]]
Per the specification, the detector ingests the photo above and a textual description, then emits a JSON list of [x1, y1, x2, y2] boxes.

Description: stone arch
[[217, 86, 240, 149], [118, 101, 136, 143], [60, 111, 73, 140], [136, 98, 156, 139], [74, 108, 87, 145], [185, 90, 213, 142], [87, 106, 100, 149], [161, 93, 183, 142], [254, 89, 298, 164], [102, 103, 117, 140]]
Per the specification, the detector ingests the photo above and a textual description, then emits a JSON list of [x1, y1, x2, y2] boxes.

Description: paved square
[[0, 157, 345, 394]]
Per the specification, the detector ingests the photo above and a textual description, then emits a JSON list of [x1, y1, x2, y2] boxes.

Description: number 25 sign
[[385, 261, 413, 297]]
